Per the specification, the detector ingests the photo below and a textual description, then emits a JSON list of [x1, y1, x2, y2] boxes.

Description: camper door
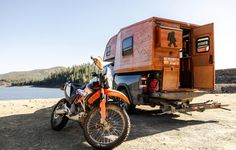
[[192, 23, 214, 89]]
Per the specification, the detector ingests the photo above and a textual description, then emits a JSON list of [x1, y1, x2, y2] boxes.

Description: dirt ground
[[0, 94, 235, 150]]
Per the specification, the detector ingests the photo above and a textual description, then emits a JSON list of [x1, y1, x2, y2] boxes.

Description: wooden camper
[[103, 17, 214, 91]]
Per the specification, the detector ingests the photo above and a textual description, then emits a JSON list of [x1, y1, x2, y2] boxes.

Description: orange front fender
[[104, 89, 130, 104], [87, 89, 130, 105]]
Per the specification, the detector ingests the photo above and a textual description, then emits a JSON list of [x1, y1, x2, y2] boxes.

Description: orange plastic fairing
[[87, 89, 130, 105], [104, 89, 130, 104], [87, 90, 100, 105]]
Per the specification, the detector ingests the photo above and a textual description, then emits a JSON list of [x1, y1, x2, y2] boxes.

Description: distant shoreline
[[0, 80, 12, 87]]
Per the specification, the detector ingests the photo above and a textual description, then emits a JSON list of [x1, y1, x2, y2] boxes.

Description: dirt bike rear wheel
[[84, 104, 130, 150], [51, 98, 69, 131]]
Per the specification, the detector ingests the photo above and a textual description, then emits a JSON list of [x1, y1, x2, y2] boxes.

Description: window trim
[[106, 46, 111, 56], [196, 36, 210, 53], [122, 36, 133, 56]]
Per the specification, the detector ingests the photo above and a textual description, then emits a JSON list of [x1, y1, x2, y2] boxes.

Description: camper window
[[122, 36, 133, 56], [196, 37, 210, 53], [106, 46, 111, 56]]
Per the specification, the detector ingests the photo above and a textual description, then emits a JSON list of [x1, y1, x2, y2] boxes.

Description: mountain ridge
[[0, 66, 66, 86]]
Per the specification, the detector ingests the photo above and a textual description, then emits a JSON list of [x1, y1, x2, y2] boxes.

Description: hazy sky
[[0, 0, 236, 74]]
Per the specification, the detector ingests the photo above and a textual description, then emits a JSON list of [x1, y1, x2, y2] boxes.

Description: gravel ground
[[0, 94, 235, 150]]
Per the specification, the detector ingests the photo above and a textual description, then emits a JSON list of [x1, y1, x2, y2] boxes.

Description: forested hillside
[[33, 63, 97, 87], [0, 63, 97, 87], [215, 68, 236, 84], [0, 67, 66, 86]]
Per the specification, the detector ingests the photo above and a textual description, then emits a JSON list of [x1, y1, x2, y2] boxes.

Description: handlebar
[[90, 56, 97, 63], [90, 56, 95, 60]]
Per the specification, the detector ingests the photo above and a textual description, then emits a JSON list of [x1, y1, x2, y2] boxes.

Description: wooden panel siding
[[103, 35, 117, 61], [114, 19, 154, 73]]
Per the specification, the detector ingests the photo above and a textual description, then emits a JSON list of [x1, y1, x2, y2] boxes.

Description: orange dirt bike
[[51, 56, 131, 149]]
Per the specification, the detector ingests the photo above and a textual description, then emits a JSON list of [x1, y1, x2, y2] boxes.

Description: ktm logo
[[167, 31, 177, 47]]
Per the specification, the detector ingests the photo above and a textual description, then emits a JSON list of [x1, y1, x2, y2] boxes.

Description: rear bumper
[[139, 90, 207, 102], [158, 90, 207, 101]]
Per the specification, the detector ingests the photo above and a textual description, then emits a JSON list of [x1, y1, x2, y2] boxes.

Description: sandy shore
[[0, 98, 59, 117], [0, 94, 236, 150]]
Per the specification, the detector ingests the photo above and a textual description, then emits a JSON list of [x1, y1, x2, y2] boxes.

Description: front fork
[[100, 88, 107, 124]]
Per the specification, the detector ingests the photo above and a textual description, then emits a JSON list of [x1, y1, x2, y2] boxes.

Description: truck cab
[[103, 17, 215, 112]]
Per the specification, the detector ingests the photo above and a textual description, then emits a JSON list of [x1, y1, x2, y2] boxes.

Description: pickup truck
[[103, 17, 225, 114]]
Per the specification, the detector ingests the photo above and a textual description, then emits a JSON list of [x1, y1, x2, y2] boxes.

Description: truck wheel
[[119, 89, 136, 114]]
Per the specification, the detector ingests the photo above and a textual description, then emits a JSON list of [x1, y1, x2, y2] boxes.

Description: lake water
[[0, 86, 64, 100]]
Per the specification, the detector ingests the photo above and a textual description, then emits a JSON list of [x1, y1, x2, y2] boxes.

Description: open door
[[192, 23, 214, 89]]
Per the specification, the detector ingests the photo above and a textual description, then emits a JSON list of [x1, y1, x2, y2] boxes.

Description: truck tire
[[119, 89, 136, 114]]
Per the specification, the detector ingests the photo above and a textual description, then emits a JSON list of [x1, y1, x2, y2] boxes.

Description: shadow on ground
[[0, 106, 218, 150]]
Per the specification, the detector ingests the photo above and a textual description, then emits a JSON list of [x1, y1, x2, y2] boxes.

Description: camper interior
[[180, 28, 192, 88]]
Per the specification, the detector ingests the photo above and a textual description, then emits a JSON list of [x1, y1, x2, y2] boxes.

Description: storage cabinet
[[162, 67, 180, 90]]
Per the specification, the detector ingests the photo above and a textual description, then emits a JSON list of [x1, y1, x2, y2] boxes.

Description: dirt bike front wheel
[[83, 104, 130, 150]]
